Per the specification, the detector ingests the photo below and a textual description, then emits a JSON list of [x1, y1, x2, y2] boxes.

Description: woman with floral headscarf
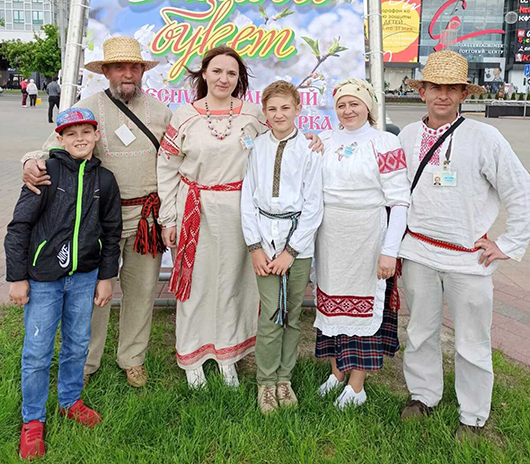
[[313, 78, 410, 409]]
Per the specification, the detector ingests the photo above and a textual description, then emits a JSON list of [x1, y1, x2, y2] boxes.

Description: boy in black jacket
[[5, 108, 122, 460]]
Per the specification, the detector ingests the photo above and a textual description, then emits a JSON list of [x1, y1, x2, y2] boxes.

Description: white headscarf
[[333, 78, 378, 124]]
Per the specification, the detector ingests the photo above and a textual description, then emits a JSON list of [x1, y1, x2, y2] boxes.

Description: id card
[[240, 135, 254, 150], [115, 124, 136, 147], [433, 171, 457, 187], [342, 144, 355, 157]]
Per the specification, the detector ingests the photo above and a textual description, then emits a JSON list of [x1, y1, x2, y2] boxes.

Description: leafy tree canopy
[[1, 24, 61, 78]]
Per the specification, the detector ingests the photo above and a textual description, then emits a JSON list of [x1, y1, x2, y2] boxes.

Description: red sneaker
[[59, 399, 102, 427], [19, 420, 45, 460]]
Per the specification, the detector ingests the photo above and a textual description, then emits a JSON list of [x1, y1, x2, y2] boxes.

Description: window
[[13, 10, 24, 23], [32, 11, 43, 24], [32, 0, 43, 2]]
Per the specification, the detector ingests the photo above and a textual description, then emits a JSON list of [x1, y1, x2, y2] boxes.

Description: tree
[[1, 24, 60, 78], [32, 24, 61, 78], [0, 39, 35, 77]]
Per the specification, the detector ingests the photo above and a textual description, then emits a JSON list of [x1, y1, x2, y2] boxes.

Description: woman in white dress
[[313, 79, 410, 408], [158, 46, 321, 389]]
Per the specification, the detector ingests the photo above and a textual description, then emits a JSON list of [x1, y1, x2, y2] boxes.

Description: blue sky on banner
[[83, 0, 365, 131]]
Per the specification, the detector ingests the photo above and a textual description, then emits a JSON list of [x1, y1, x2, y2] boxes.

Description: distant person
[[27, 79, 38, 107], [21, 78, 28, 107], [46, 76, 61, 123]]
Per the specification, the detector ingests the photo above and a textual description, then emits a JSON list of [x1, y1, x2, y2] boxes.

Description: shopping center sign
[[82, 0, 366, 131], [429, 0, 504, 55], [516, 0, 530, 63]]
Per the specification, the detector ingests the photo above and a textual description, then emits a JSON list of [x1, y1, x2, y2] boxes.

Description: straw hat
[[85, 37, 158, 74], [407, 50, 486, 95]]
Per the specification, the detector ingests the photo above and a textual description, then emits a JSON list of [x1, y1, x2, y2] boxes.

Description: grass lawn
[[0, 305, 529, 464]]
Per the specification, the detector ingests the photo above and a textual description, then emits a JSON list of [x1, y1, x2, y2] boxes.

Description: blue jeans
[[21, 269, 98, 423]]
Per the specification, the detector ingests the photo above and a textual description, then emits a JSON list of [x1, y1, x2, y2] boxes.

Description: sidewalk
[[0, 94, 529, 366]]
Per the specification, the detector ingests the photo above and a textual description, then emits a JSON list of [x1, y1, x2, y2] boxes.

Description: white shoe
[[334, 385, 367, 410], [186, 366, 207, 389], [219, 363, 239, 388], [318, 373, 345, 396]]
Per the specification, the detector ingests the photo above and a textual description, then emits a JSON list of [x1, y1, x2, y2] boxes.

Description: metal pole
[[57, 0, 66, 69], [367, 0, 386, 131], [60, 0, 89, 111]]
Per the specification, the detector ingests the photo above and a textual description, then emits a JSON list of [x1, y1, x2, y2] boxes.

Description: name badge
[[342, 144, 355, 157], [240, 135, 254, 150], [433, 171, 457, 187], [115, 124, 136, 147]]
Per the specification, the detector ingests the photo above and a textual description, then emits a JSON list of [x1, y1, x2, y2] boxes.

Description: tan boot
[[277, 381, 298, 408], [124, 365, 147, 387], [258, 385, 278, 415], [455, 423, 482, 445], [400, 399, 432, 420]]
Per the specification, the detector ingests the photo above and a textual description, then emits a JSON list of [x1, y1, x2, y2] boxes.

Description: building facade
[[383, 0, 529, 94], [0, 0, 69, 86]]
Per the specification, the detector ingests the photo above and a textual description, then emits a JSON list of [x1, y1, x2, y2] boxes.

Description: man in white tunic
[[398, 50, 530, 441], [21, 37, 173, 388]]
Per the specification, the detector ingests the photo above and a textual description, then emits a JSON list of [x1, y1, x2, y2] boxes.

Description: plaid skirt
[[315, 276, 400, 372]]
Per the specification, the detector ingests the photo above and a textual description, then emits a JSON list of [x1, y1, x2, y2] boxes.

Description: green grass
[[0, 306, 529, 464]]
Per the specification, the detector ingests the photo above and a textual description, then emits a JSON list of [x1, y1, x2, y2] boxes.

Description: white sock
[[186, 366, 207, 389], [334, 385, 367, 410], [219, 363, 239, 388]]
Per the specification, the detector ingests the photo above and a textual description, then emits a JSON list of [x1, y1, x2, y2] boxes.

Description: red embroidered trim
[[419, 132, 441, 166], [160, 124, 181, 157], [169, 176, 243, 302], [317, 287, 374, 318], [378, 148, 407, 174], [176, 336, 256, 366], [407, 229, 487, 253]]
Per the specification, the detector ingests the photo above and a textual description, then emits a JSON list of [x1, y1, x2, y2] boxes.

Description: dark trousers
[[48, 96, 60, 122], [22, 91, 28, 106], [29, 94, 37, 107]]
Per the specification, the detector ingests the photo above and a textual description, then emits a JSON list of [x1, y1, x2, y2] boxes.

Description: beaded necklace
[[204, 99, 233, 140]]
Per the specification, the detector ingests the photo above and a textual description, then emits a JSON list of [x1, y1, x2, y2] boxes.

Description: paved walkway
[[0, 94, 528, 365]]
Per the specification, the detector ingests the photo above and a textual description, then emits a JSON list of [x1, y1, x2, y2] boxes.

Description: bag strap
[[410, 116, 465, 193], [104, 88, 160, 153]]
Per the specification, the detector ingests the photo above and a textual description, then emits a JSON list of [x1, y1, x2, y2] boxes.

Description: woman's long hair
[[187, 45, 251, 101]]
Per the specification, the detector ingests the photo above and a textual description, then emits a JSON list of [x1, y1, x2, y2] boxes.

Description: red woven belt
[[121, 193, 165, 258], [407, 228, 487, 253], [169, 176, 243, 302]]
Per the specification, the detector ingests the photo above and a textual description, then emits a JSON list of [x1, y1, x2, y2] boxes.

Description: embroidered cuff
[[247, 243, 263, 253], [285, 244, 299, 258]]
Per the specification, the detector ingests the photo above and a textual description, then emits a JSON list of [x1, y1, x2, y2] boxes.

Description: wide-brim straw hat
[[85, 37, 159, 74], [407, 50, 486, 95]]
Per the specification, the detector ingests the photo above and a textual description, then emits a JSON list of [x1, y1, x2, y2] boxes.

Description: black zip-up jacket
[[5, 149, 122, 282]]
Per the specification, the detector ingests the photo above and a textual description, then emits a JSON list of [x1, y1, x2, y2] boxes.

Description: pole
[[57, 0, 66, 69], [60, 0, 89, 111], [367, 0, 386, 131]]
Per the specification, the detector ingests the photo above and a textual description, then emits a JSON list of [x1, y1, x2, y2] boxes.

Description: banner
[[516, 0, 530, 63], [382, 0, 422, 63], [83, 0, 366, 131]]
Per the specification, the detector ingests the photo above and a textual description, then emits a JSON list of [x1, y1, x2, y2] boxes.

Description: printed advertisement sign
[[516, 0, 530, 63], [83, 0, 366, 131], [382, 0, 422, 63]]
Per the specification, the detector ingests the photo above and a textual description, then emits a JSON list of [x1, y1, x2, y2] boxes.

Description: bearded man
[[22, 37, 173, 388]]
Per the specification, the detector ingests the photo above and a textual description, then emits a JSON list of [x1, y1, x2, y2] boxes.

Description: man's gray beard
[[109, 82, 142, 102]]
